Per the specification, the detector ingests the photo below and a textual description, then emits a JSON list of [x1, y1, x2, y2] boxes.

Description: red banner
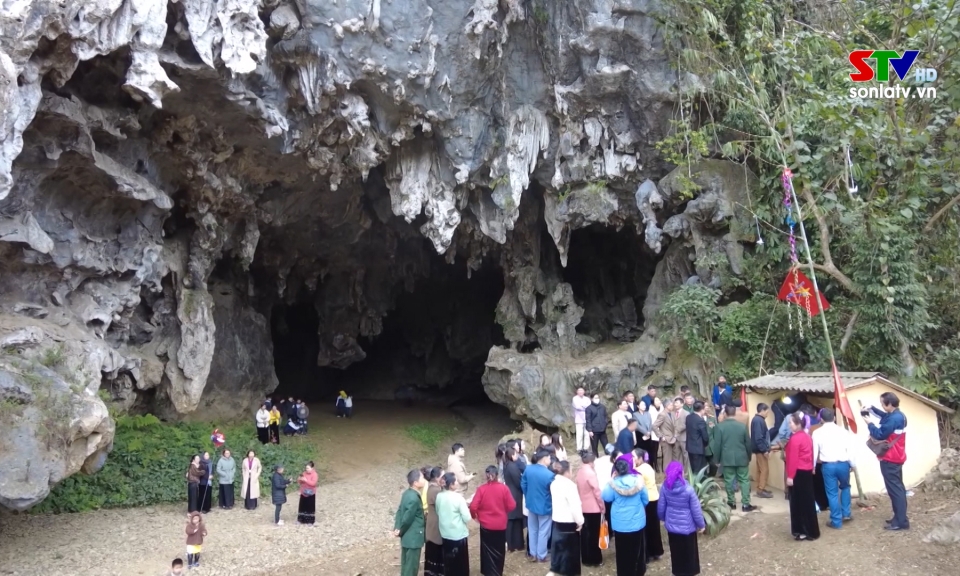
[[832, 362, 858, 434], [778, 269, 830, 316]]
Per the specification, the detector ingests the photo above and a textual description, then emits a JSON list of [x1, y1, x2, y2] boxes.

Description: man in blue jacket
[[713, 376, 732, 417], [520, 450, 556, 562]]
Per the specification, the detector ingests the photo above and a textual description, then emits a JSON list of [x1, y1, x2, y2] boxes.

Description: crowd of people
[[164, 381, 911, 574], [393, 437, 708, 576], [256, 396, 312, 441]]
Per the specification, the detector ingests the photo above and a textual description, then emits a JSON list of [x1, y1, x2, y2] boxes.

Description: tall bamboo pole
[[786, 176, 866, 501]]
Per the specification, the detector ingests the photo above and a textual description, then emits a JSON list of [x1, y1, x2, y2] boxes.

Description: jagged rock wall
[[0, 0, 756, 508]]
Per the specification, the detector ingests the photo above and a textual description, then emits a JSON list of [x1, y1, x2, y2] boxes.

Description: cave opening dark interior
[[269, 256, 507, 406], [560, 223, 660, 342]]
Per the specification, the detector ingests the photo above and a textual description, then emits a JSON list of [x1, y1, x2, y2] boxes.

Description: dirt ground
[[1, 400, 958, 576], [0, 401, 516, 576], [276, 490, 960, 576]]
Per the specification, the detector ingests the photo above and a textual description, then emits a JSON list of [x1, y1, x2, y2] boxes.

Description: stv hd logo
[[848, 50, 937, 83]]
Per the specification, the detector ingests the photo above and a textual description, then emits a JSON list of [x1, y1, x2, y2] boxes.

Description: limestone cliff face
[[0, 0, 753, 509]]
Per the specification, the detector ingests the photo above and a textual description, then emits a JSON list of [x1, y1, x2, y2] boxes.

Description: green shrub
[[404, 422, 458, 452], [31, 414, 317, 514], [687, 465, 731, 537]]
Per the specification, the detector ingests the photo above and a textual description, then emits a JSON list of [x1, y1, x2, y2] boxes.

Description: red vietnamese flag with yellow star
[[777, 269, 830, 316], [832, 361, 858, 433]]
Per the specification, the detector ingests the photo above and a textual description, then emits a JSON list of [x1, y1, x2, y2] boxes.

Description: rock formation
[[0, 0, 757, 508]]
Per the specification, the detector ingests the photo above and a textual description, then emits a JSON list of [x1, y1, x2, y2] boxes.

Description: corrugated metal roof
[[737, 372, 883, 394], [738, 371, 954, 413]]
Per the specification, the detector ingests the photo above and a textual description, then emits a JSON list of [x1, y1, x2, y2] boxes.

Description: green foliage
[[32, 414, 317, 514], [39, 345, 64, 369], [687, 465, 731, 536], [655, 120, 709, 200], [657, 285, 722, 360], [651, 0, 960, 404], [405, 422, 458, 452]]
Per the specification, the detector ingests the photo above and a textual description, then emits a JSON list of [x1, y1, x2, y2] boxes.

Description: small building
[[738, 371, 953, 494]]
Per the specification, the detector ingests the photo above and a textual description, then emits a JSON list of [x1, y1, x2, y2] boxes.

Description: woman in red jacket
[[785, 413, 820, 541], [469, 465, 517, 576]]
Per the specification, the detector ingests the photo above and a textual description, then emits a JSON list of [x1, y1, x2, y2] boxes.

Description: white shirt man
[[611, 400, 631, 440], [572, 387, 592, 452], [811, 408, 856, 529]]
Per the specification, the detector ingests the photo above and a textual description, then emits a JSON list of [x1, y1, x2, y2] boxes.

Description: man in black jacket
[[751, 403, 774, 498], [686, 401, 711, 476], [585, 393, 609, 457]]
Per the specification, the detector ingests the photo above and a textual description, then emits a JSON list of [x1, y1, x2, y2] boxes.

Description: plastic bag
[[599, 516, 610, 550]]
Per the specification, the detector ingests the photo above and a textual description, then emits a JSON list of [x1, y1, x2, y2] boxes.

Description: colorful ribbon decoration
[[781, 168, 812, 337]]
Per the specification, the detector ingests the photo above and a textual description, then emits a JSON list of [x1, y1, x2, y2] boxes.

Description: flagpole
[[787, 179, 866, 502]]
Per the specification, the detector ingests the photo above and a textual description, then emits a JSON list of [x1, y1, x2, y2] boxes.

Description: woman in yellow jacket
[[268, 406, 281, 444], [635, 447, 664, 561]]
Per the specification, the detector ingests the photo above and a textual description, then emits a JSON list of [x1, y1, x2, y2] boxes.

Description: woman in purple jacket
[[657, 461, 706, 576]]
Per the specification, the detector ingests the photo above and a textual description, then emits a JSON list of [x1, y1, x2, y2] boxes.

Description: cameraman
[[865, 392, 909, 531]]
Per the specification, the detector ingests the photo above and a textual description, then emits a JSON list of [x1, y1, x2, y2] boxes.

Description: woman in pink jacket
[[576, 453, 605, 567]]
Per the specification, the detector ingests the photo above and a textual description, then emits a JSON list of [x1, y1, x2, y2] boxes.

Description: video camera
[[857, 400, 884, 419]]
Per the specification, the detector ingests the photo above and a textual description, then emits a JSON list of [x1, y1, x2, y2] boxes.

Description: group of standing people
[[256, 397, 310, 442], [394, 436, 708, 576]]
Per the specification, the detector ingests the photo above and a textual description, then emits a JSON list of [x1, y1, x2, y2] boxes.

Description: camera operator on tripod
[[862, 392, 909, 531]]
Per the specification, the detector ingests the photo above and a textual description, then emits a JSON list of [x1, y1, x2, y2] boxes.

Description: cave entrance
[[561, 223, 659, 342], [269, 257, 507, 407]]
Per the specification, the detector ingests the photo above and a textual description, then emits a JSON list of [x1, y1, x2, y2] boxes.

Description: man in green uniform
[[394, 469, 427, 576], [711, 405, 758, 512]]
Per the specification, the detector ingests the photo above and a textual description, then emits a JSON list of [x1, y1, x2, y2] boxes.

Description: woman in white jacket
[[255, 404, 270, 444], [549, 461, 584, 576]]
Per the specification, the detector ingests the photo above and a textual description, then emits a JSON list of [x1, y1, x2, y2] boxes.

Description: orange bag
[[599, 515, 610, 550]]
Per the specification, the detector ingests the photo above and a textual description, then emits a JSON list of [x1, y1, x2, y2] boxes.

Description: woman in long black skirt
[[437, 473, 470, 576], [424, 468, 445, 576], [297, 461, 318, 525], [660, 461, 705, 576], [549, 461, 582, 576], [503, 448, 526, 552], [199, 452, 214, 513], [576, 453, 603, 567], [470, 466, 512, 576], [636, 449, 664, 561], [604, 459, 647, 576], [785, 414, 820, 541], [186, 455, 202, 513]]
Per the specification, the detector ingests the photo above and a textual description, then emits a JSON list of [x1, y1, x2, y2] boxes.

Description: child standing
[[271, 465, 292, 525], [657, 461, 706, 576], [167, 558, 184, 575], [184, 512, 207, 568]]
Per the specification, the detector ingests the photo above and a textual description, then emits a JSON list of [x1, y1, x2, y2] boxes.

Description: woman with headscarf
[[216, 449, 236, 509], [268, 404, 282, 444], [297, 461, 319, 525], [469, 465, 516, 576], [785, 413, 820, 541], [576, 453, 604, 567], [240, 450, 262, 510], [549, 460, 584, 576], [335, 390, 349, 417], [616, 451, 641, 475], [436, 472, 472, 576], [502, 447, 526, 553], [186, 455, 203, 513], [635, 448, 664, 562], [424, 467, 446, 576], [256, 403, 270, 444], [602, 458, 649, 576], [658, 461, 706, 576]]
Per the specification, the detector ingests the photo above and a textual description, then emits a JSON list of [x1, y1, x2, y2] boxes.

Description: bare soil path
[[1, 400, 958, 576]]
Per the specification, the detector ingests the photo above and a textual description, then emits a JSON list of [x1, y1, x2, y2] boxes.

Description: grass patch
[[404, 421, 458, 452], [31, 414, 318, 514]]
